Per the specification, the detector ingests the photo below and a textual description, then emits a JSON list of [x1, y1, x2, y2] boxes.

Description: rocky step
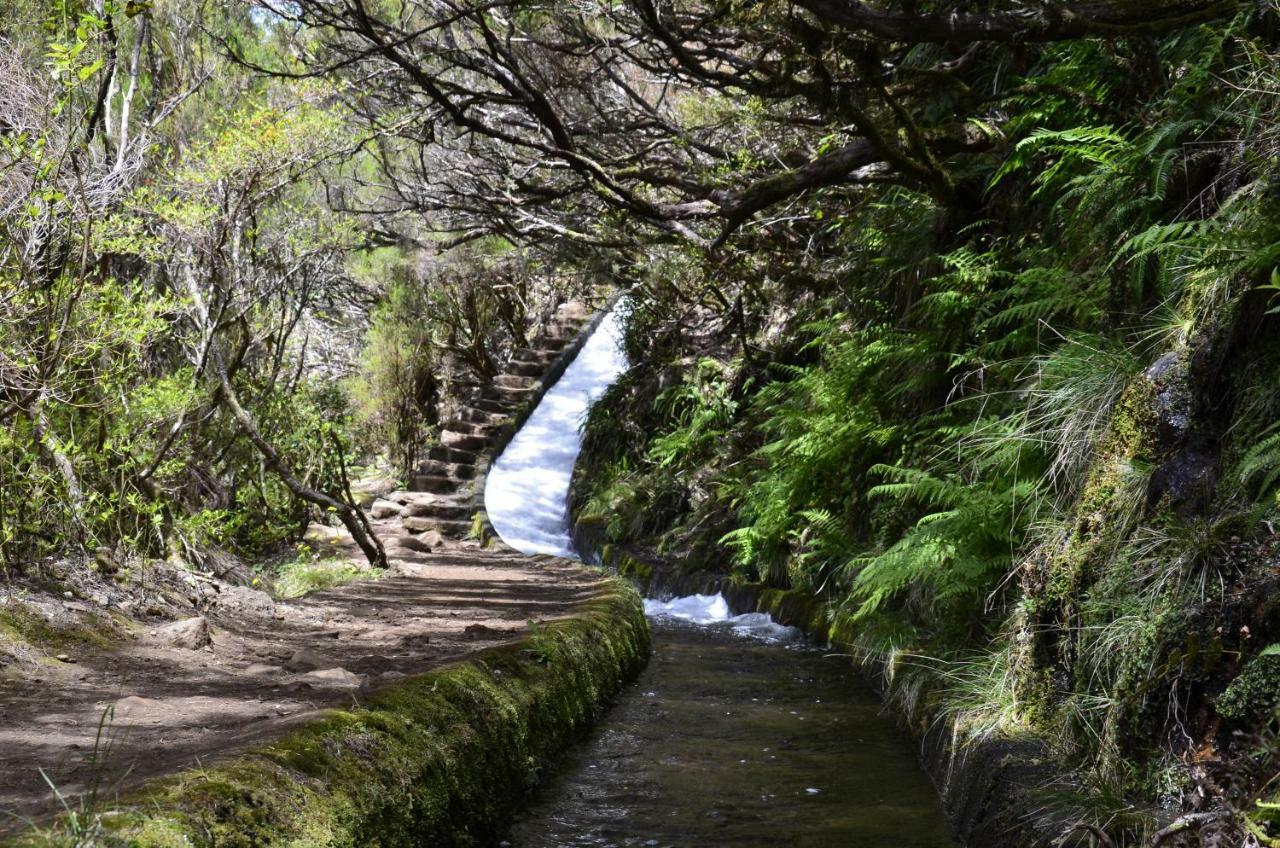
[[439, 430, 489, 453], [534, 335, 570, 353], [440, 418, 491, 438], [401, 499, 472, 522], [371, 490, 456, 519], [454, 406, 506, 426], [483, 385, 534, 405], [408, 474, 463, 494], [415, 459, 477, 480], [511, 345, 558, 363], [403, 516, 473, 537], [428, 444, 479, 465], [468, 398, 515, 415], [493, 373, 536, 390], [507, 360, 545, 378]]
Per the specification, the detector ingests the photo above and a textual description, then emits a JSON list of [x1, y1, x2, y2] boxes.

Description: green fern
[[1238, 426, 1280, 497]]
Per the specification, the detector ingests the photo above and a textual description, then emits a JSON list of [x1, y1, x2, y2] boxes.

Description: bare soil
[[0, 531, 604, 835]]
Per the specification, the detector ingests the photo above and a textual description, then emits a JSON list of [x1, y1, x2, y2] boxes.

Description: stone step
[[415, 459, 477, 480], [483, 385, 534, 404], [403, 516, 473, 537], [401, 499, 472, 521], [494, 373, 536, 390], [440, 418, 490, 437], [408, 474, 462, 494], [454, 406, 506, 425], [511, 345, 557, 362], [440, 430, 489, 453], [428, 444, 478, 465], [507, 361, 544, 378], [534, 336, 568, 352], [469, 398, 514, 415]]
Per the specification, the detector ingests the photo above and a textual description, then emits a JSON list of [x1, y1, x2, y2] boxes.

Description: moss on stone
[[0, 602, 118, 658], [1217, 652, 1280, 722], [14, 580, 649, 848]]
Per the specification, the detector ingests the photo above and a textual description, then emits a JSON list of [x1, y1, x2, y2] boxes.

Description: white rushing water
[[484, 305, 628, 557], [485, 302, 794, 642], [644, 593, 800, 643]]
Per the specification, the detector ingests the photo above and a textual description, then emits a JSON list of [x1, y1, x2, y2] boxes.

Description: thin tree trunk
[[28, 393, 88, 546], [214, 363, 387, 569]]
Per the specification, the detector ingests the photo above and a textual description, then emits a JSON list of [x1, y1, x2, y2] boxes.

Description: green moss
[[0, 602, 118, 656], [611, 550, 652, 582], [15, 580, 649, 848], [1217, 653, 1280, 722], [756, 588, 824, 632], [271, 558, 372, 599]]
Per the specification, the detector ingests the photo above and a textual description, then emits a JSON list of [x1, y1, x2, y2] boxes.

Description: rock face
[[403, 516, 446, 534], [304, 523, 351, 546], [147, 617, 212, 650], [350, 476, 398, 508]]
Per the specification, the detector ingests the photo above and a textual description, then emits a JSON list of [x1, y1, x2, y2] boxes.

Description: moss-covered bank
[[14, 577, 649, 848]]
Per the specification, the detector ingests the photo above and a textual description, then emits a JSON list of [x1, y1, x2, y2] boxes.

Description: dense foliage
[[6, 0, 1280, 843], [0, 1, 574, 571]]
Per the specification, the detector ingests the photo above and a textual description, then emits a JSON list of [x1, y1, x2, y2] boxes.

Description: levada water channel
[[484, 305, 956, 848]]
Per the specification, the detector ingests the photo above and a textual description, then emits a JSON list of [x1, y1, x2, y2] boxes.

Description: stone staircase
[[373, 302, 595, 549]]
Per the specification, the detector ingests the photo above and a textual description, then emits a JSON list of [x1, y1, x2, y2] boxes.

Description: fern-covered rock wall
[[567, 19, 1280, 842]]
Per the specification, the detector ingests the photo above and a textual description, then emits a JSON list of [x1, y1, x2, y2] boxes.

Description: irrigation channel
[[485, 305, 956, 847]]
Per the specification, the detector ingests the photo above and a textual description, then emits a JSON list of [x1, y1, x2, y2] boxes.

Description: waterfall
[[484, 305, 628, 557]]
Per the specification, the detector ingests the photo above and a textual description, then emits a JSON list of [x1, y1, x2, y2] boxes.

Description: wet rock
[[147, 616, 212, 650]]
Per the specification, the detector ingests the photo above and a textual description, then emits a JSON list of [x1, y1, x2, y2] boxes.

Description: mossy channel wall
[[572, 524, 1074, 848], [13, 579, 649, 848]]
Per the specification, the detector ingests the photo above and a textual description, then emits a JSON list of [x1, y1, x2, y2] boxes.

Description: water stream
[[484, 304, 955, 846], [485, 306, 629, 557]]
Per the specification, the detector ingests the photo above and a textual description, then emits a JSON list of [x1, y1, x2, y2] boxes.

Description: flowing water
[[485, 304, 956, 847], [485, 306, 629, 556]]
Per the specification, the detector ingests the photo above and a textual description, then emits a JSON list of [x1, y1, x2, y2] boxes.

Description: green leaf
[[77, 58, 104, 81]]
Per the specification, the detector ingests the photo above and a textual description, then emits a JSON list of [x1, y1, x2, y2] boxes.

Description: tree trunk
[[214, 364, 388, 569]]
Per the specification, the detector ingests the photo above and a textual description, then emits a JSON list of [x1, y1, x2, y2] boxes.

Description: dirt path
[[0, 301, 612, 836], [0, 540, 604, 835]]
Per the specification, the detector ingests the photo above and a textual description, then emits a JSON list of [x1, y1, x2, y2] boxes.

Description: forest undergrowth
[[571, 11, 1280, 845]]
